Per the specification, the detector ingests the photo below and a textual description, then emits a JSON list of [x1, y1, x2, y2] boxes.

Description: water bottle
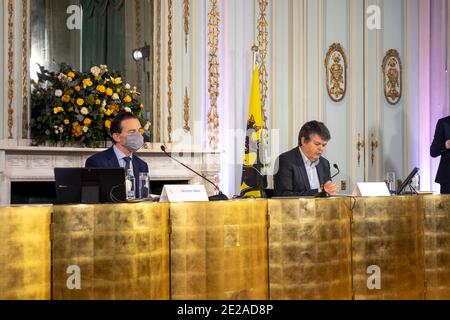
[[126, 169, 135, 200], [138, 172, 150, 199]]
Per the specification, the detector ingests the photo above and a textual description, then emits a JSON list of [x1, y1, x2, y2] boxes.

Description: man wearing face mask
[[85, 111, 149, 198]]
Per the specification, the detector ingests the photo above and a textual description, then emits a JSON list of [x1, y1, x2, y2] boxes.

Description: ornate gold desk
[[423, 195, 450, 299], [351, 196, 424, 300], [0, 206, 51, 300], [52, 202, 170, 300], [170, 199, 269, 300], [1, 196, 450, 300], [268, 198, 353, 300]]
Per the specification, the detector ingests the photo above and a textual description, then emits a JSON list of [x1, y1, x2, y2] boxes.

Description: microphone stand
[[315, 164, 340, 198], [160, 146, 229, 201]]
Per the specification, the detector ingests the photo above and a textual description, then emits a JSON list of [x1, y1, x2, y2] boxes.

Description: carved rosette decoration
[[183, 88, 190, 132], [257, 0, 269, 144], [382, 49, 402, 105], [7, 0, 15, 139], [207, 0, 220, 150], [22, 0, 29, 138], [325, 43, 347, 102], [156, 0, 162, 142], [184, 0, 189, 53], [167, 0, 173, 143]]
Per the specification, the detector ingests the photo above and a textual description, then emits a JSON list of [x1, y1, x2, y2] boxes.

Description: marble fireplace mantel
[[0, 142, 221, 205]]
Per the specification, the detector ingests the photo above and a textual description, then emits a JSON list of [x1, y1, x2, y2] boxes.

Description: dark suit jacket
[[431, 116, 450, 185], [85, 146, 149, 196], [274, 147, 331, 197]]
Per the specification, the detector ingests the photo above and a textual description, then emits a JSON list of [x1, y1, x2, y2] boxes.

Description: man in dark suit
[[85, 112, 149, 198], [430, 116, 450, 194], [274, 121, 338, 197]]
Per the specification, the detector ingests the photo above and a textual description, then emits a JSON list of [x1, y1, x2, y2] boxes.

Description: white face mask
[[123, 134, 144, 153]]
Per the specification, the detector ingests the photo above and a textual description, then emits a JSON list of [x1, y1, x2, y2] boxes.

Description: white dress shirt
[[113, 144, 134, 175], [299, 147, 321, 190]]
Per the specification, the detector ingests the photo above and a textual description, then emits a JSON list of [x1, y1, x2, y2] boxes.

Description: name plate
[[160, 184, 209, 203], [355, 182, 391, 197]]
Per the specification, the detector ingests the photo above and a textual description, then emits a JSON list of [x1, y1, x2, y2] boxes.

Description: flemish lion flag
[[239, 65, 268, 198]]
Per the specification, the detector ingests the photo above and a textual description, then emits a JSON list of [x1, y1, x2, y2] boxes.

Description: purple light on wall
[[419, 0, 449, 193]]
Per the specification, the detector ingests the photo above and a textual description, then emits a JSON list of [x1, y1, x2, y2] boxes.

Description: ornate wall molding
[[22, 0, 28, 139], [184, 0, 189, 53], [184, 87, 190, 132], [382, 49, 402, 105], [167, 0, 173, 143], [325, 43, 347, 102], [7, 0, 15, 139], [156, 0, 162, 142], [258, 0, 269, 131], [207, 0, 220, 151]]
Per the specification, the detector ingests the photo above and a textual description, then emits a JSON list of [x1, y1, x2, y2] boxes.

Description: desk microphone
[[331, 164, 340, 180], [315, 163, 341, 198], [160, 145, 229, 201]]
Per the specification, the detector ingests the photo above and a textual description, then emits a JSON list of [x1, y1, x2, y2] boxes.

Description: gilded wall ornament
[[325, 43, 347, 102], [7, 0, 15, 139], [382, 49, 402, 105], [207, 0, 220, 151]]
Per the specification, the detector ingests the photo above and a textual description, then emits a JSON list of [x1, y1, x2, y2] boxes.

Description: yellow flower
[[68, 106, 74, 112], [97, 85, 106, 93], [76, 98, 85, 106], [82, 78, 93, 88], [140, 104, 144, 109], [64, 119, 70, 125], [105, 120, 111, 129], [72, 122, 79, 128], [123, 95, 132, 103], [62, 95, 71, 103], [95, 99, 101, 105], [75, 86, 81, 92], [112, 77, 122, 85], [106, 88, 113, 96], [116, 88, 121, 93], [67, 71, 75, 78], [139, 129, 145, 135], [72, 125, 83, 137], [95, 76, 101, 81], [84, 118, 92, 126], [53, 107, 64, 114]]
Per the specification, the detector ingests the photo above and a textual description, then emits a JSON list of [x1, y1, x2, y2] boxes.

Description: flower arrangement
[[30, 64, 150, 148]]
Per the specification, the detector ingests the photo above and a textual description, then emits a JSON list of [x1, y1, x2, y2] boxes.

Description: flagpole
[[252, 45, 259, 69]]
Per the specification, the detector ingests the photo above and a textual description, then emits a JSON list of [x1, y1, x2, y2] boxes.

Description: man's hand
[[323, 181, 339, 196], [446, 140, 450, 149]]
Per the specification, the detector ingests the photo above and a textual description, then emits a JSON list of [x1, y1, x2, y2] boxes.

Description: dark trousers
[[441, 184, 450, 195]]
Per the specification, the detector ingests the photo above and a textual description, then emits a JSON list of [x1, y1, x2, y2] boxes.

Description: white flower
[[80, 107, 89, 115], [55, 89, 63, 97], [102, 100, 107, 107], [144, 122, 150, 130], [83, 126, 89, 133], [125, 83, 131, 90], [125, 107, 132, 113], [67, 77, 73, 82], [54, 130, 59, 134], [90, 66, 101, 77], [112, 93, 120, 101], [59, 127, 64, 133]]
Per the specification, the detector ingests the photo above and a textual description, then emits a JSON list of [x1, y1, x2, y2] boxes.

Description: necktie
[[123, 157, 131, 172]]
